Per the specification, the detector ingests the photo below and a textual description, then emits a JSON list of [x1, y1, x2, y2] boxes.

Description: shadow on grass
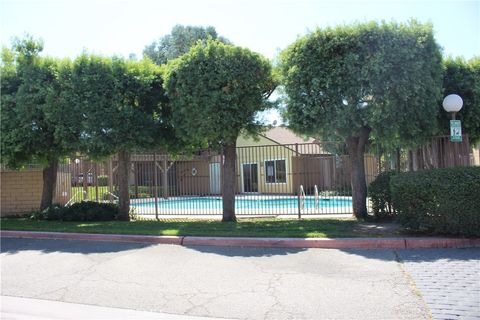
[[0, 217, 365, 238]]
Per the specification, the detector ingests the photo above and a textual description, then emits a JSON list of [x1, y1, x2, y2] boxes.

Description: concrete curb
[[2, 230, 480, 249], [0, 230, 183, 245], [182, 236, 410, 249]]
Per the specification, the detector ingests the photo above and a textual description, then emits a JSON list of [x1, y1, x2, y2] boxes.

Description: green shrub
[[30, 204, 66, 220], [31, 201, 119, 221], [368, 171, 397, 220], [390, 166, 480, 237], [64, 201, 118, 221]]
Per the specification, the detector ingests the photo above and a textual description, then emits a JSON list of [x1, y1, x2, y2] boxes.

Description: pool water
[[133, 196, 352, 210]]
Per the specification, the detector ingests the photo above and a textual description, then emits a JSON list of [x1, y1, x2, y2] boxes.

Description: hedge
[[390, 166, 480, 237], [368, 171, 397, 220], [31, 201, 119, 221]]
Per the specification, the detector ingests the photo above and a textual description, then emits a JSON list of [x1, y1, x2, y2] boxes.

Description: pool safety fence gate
[[59, 143, 380, 216]]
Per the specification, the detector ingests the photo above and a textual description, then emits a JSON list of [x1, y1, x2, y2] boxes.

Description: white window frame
[[264, 158, 287, 184]]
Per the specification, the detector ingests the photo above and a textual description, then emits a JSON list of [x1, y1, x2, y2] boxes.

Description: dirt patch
[[353, 222, 403, 237]]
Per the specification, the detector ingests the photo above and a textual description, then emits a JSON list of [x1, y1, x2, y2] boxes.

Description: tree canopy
[[60, 55, 171, 219], [164, 40, 275, 146], [164, 40, 275, 221], [278, 21, 444, 217], [144, 24, 230, 65], [63, 55, 170, 157], [1, 37, 76, 209]]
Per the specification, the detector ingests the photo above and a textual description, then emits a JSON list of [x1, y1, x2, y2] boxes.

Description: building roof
[[258, 126, 327, 155], [260, 126, 315, 145]]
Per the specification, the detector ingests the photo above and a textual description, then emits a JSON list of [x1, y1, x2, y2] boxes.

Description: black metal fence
[[59, 143, 382, 217]]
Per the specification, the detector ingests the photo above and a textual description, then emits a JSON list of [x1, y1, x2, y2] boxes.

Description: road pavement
[[1, 295, 227, 320], [397, 249, 480, 320], [1, 237, 477, 319]]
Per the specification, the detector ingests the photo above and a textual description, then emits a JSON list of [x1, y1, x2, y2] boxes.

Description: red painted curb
[[0, 230, 183, 245], [1, 231, 479, 249], [182, 236, 407, 249]]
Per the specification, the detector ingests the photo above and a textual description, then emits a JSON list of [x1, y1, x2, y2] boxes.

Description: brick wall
[[1, 170, 43, 216], [1, 169, 72, 216]]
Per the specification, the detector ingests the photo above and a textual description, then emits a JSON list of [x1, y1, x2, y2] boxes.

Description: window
[[265, 160, 286, 183]]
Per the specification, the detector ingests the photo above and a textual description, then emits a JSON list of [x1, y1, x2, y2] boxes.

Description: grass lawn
[[0, 217, 402, 238], [71, 186, 109, 201]]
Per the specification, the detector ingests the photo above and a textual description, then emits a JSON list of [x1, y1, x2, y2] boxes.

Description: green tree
[[143, 24, 230, 65], [1, 37, 75, 210], [278, 21, 443, 218], [164, 40, 275, 221], [65, 55, 170, 219], [440, 56, 480, 145]]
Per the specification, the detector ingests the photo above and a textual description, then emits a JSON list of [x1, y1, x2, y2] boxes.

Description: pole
[[82, 158, 88, 200], [297, 186, 302, 219], [94, 163, 99, 202], [452, 112, 458, 165], [162, 157, 168, 199], [153, 153, 159, 220], [108, 157, 114, 203]]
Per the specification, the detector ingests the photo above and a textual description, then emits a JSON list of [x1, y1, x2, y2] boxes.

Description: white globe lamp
[[442, 94, 463, 119]]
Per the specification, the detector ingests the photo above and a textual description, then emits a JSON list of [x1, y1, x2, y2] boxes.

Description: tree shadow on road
[[337, 247, 480, 263], [0, 237, 308, 258], [0, 237, 154, 255], [183, 244, 307, 257]]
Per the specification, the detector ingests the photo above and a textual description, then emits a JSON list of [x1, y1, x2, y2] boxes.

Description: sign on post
[[450, 120, 462, 142]]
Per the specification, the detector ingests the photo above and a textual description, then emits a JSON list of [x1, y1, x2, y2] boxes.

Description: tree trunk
[[346, 127, 370, 219], [222, 141, 237, 222], [413, 149, 421, 171], [407, 150, 414, 171], [40, 158, 59, 210], [395, 148, 401, 173], [117, 150, 131, 221], [377, 149, 383, 174]]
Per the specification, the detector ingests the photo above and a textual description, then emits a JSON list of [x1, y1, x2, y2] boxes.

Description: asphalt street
[[1, 237, 478, 319]]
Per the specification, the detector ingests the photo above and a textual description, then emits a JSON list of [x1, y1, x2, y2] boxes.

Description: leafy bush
[[30, 203, 66, 220], [390, 166, 480, 237], [368, 171, 397, 220], [31, 201, 119, 221]]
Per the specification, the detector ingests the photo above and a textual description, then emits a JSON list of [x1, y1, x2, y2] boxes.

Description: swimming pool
[[132, 196, 352, 211]]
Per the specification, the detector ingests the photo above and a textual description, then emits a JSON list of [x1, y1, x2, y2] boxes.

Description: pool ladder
[[298, 185, 306, 218], [298, 185, 321, 218], [314, 185, 320, 211]]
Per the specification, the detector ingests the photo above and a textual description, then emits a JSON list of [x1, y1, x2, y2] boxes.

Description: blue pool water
[[133, 196, 352, 210]]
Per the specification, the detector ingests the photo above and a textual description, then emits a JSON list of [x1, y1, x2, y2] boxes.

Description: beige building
[[235, 126, 378, 195]]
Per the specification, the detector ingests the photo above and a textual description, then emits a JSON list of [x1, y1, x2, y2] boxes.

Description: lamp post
[[442, 94, 463, 142]]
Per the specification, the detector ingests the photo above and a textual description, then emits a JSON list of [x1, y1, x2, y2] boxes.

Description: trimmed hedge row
[[390, 166, 480, 237], [31, 201, 119, 221]]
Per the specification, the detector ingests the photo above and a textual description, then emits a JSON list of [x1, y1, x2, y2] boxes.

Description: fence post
[[153, 153, 159, 220], [162, 157, 169, 199], [82, 158, 88, 200], [94, 163, 99, 202], [297, 186, 302, 219], [108, 157, 114, 203]]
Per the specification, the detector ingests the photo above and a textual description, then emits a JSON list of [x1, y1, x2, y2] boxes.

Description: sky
[[1, 0, 479, 61], [1, 0, 479, 123]]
